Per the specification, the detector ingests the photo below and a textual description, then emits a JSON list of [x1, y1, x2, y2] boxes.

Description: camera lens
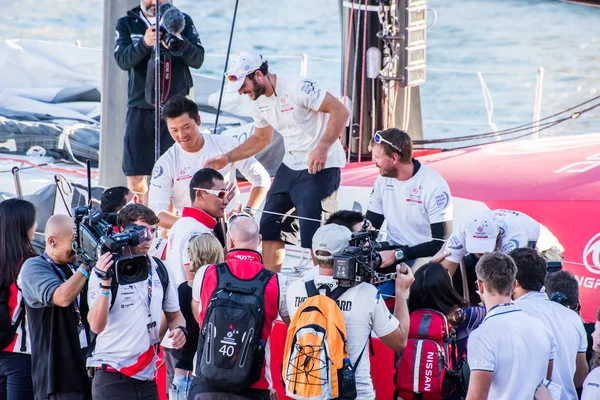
[[114, 255, 148, 285]]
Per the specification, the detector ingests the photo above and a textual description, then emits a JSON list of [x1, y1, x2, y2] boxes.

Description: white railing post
[[532, 67, 545, 140], [300, 53, 308, 77]]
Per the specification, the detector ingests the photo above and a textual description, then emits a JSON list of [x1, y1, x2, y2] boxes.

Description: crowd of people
[[0, 0, 599, 399]]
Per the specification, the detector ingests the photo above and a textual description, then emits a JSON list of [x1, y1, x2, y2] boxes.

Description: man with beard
[[115, 0, 204, 204], [19, 215, 92, 400], [366, 128, 453, 306], [205, 52, 350, 272]]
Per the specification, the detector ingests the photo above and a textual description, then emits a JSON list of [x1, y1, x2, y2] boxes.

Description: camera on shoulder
[[73, 206, 149, 285], [333, 224, 385, 288]]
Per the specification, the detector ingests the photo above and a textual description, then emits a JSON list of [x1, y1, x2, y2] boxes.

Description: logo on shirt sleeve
[[501, 239, 519, 254], [153, 165, 163, 179], [300, 80, 321, 99], [447, 235, 464, 250], [435, 192, 450, 209]]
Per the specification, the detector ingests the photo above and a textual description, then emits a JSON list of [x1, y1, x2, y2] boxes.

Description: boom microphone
[[160, 3, 185, 35]]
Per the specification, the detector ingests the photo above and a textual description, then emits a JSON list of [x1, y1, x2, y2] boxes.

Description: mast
[[339, 0, 427, 161]]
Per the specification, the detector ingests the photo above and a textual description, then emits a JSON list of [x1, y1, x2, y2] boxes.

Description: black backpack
[[86, 257, 169, 356], [196, 262, 274, 390], [0, 285, 26, 352]]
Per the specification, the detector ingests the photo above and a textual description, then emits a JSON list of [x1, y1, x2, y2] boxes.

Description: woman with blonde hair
[[170, 234, 224, 400]]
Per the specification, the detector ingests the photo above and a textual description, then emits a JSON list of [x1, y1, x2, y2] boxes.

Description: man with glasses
[[366, 128, 453, 306], [86, 204, 185, 399], [205, 51, 350, 272]]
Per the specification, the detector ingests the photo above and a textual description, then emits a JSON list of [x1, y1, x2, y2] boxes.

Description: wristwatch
[[394, 249, 405, 262], [176, 326, 188, 338]]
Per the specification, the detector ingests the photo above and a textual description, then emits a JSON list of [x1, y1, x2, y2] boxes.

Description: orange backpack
[[282, 281, 364, 400]]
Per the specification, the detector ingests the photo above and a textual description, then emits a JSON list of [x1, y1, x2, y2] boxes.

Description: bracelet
[[99, 290, 110, 297], [77, 267, 90, 280], [176, 326, 188, 338], [99, 283, 112, 290]]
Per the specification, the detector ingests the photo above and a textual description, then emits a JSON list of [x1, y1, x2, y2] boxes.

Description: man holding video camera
[[86, 204, 185, 399], [115, 0, 204, 204], [285, 224, 413, 399]]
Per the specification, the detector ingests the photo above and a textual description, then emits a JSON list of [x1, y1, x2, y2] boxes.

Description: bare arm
[[165, 310, 187, 350], [466, 370, 494, 400], [206, 127, 274, 171], [308, 93, 350, 174], [441, 258, 459, 276], [379, 264, 413, 352], [247, 187, 268, 211], [192, 299, 200, 324], [546, 360, 553, 380], [52, 268, 89, 308], [574, 352, 589, 389], [281, 316, 291, 326], [158, 211, 179, 230]]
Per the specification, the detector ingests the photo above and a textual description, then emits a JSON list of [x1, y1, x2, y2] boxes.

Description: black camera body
[[159, 26, 185, 56], [333, 229, 383, 288], [73, 206, 150, 285]]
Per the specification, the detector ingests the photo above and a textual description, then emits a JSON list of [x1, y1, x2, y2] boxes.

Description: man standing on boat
[[115, 0, 204, 204], [367, 128, 453, 306], [205, 51, 350, 272]]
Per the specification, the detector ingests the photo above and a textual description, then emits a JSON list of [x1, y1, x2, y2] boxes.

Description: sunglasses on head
[[373, 131, 402, 154], [225, 68, 258, 83], [193, 188, 228, 200], [227, 212, 253, 226]]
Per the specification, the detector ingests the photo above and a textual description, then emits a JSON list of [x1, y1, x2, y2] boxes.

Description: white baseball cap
[[312, 224, 353, 260], [224, 51, 264, 93], [465, 210, 500, 254]]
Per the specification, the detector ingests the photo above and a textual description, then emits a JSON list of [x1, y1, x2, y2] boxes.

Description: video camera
[[333, 223, 384, 288], [72, 206, 150, 286]]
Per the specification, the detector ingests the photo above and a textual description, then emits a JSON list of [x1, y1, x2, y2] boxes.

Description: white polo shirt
[[249, 75, 346, 171], [514, 291, 588, 400], [367, 161, 453, 246], [446, 209, 542, 263], [148, 133, 271, 216], [165, 207, 216, 286], [286, 274, 399, 400], [467, 303, 557, 400], [86, 256, 179, 381], [582, 367, 600, 400]]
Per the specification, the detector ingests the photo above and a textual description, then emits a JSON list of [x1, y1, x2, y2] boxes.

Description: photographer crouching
[[86, 204, 185, 399]]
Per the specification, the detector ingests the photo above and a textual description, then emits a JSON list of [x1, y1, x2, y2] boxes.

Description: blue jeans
[[168, 372, 192, 400], [0, 352, 33, 400]]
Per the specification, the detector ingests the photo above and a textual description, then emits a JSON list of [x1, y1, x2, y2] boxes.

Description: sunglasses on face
[[373, 131, 402, 154], [193, 188, 228, 200]]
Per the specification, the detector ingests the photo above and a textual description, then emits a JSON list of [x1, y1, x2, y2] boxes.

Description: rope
[[357, 0, 369, 163], [414, 94, 600, 146], [347, 0, 363, 163], [342, 0, 355, 106]]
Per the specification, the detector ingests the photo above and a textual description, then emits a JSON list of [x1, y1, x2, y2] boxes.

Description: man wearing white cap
[[285, 224, 413, 400], [205, 52, 350, 272], [440, 209, 563, 277]]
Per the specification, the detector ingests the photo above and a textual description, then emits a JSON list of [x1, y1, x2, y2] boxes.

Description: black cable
[[154, 3, 162, 162], [212, 0, 241, 134], [414, 94, 600, 145]]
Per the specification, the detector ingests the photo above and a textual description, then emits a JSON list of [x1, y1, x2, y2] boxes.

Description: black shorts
[[188, 378, 269, 400], [122, 107, 174, 177], [259, 164, 340, 249]]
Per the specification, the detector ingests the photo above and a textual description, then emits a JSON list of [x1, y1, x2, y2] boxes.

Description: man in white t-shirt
[[148, 95, 270, 229], [87, 204, 185, 399], [190, 214, 289, 400], [165, 168, 228, 287], [581, 311, 600, 400], [441, 209, 563, 276], [510, 248, 589, 400], [366, 128, 453, 304], [286, 224, 413, 400], [205, 51, 351, 272], [466, 252, 556, 400]]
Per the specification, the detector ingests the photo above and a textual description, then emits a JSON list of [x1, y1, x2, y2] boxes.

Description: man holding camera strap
[[115, 0, 204, 204], [285, 224, 413, 400], [86, 205, 185, 400]]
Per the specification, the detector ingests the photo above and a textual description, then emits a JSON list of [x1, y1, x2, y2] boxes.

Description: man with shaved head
[[189, 214, 290, 400], [19, 214, 92, 400]]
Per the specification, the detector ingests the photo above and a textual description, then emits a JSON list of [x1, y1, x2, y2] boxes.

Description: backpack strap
[[352, 338, 370, 370], [152, 256, 170, 299], [305, 280, 320, 297], [328, 286, 349, 302]]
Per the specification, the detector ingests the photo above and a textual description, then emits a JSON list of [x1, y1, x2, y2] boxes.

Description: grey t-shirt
[[19, 256, 69, 309]]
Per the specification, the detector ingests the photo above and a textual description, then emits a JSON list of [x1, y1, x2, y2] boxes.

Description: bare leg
[[127, 175, 148, 205], [262, 240, 286, 273]]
